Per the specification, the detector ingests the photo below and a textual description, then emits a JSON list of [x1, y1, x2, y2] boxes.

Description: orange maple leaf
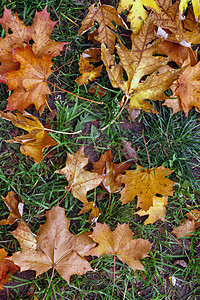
[[87, 223, 151, 271], [91, 149, 133, 194], [75, 55, 103, 86], [9, 206, 95, 283], [0, 248, 20, 290], [0, 7, 65, 75], [0, 47, 53, 113], [0, 111, 58, 164], [58, 146, 104, 204], [118, 165, 174, 210], [0, 191, 23, 225]]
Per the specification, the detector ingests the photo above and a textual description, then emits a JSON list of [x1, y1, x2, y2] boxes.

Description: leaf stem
[[59, 186, 72, 205], [42, 266, 55, 300], [45, 80, 104, 104], [142, 130, 151, 170], [44, 127, 82, 135]]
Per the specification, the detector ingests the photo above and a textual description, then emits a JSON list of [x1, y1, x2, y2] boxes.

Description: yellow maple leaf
[[102, 18, 180, 112], [0, 111, 58, 164], [118, 0, 159, 34], [118, 165, 174, 211], [180, 0, 200, 19], [75, 55, 103, 86], [134, 196, 168, 225]]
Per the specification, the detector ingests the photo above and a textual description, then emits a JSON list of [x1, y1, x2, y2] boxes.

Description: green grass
[[0, 0, 200, 299]]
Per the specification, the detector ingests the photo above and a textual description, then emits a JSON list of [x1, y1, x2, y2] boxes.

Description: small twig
[[101, 96, 128, 131], [42, 266, 55, 300], [44, 128, 82, 135], [142, 130, 151, 170], [59, 186, 72, 205], [45, 80, 104, 104]]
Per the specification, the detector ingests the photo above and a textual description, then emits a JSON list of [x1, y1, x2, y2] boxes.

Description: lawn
[[0, 0, 200, 299]]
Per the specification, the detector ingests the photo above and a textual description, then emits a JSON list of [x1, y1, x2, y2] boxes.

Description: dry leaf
[[0, 47, 53, 113], [58, 146, 104, 204], [121, 139, 138, 162], [0, 248, 20, 290], [185, 209, 200, 228], [118, 0, 159, 34], [134, 196, 168, 225], [78, 4, 125, 53], [180, 0, 200, 19], [9, 206, 95, 283], [162, 97, 183, 114], [0, 191, 23, 225], [172, 219, 196, 238], [75, 55, 103, 86], [89, 85, 107, 97], [0, 111, 58, 164], [102, 18, 179, 112], [79, 202, 101, 223], [87, 223, 151, 271], [91, 149, 132, 194], [175, 62, 200, 116], [82, 47, 101, 63], [118, 165, 174, 210]]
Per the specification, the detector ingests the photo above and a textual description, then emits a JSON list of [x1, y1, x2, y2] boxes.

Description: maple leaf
[[75, 55, 103, 86], [79, 201, 101, 223], [91, 149, 133, 194], [153, 1, 200, 46], [78, 4, 125, 53], [9, 206, 95, 283], [0, 248, 20, 290], [185, 209, 200, 229], [82, 47, 101, 63], [87, 223, 151, 271], [0, 47, 53, 113], [171, 219, 196, 238], [58, 146, 104, 204], [0, 7, 65, 75], [30, 7, 66, 57], [134, 196, 168, 225], [174, 62, 200, 116], [117, 0, 160, 34], [101, 18, 179, 112], [0, 191, 23, 225], [118, 164, 174, 211], [179, 0, 200, 19], [0, 111, 58, 164]]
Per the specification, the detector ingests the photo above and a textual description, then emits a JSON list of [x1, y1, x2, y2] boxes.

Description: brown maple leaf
[[58, 146, 104, 204], [118, 164, 174, 211], [91, 149, 133, 194], [0, 248, 20, 290], [0, 111, 58, 164], [171, 219, 196, 238], [0, 191, 23, 225], [101, 18, 180, 112], [185, 209, 200, 229], [78, 4, 125, 54], [0, 47, 53, 113], [9, 206, 95, 283], [75, 55, 103, 86], [87, 223, 151, 271], [134, 196, 168, 225], [79, 201, 101, 223]]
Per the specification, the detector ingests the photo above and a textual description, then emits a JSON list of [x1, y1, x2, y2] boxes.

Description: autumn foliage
[[0, 0, 200, 296]]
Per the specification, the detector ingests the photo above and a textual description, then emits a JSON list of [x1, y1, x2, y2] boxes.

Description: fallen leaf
[[162, 97, 183, 114], [185, 209, 200, 228], [91, 149, 132, 194], [89, 85, 107, 97], [87, 223, 151, 271], [78, 4, 125, 53], [171, 219, 195, 238], [0, 249, 20, 290], [0, 111, 58, 164], [75, 55, 103, 86], [179, 0, 200, 19], [82, 47, 101, 63], [134, 196, 168, 225], [101, 18, 180, 112], [175, 62, 200, 116], [121, 140, 138, 162], [0, 191, 23, 225], [9, 206, 96, 283], [118, 0, 159, 34], [0, 47, 53, 113], [79, 202, 101, 223], [118, 165, 174, 210], [58, 146, 104, 204], [30, 7, 66, 57]]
